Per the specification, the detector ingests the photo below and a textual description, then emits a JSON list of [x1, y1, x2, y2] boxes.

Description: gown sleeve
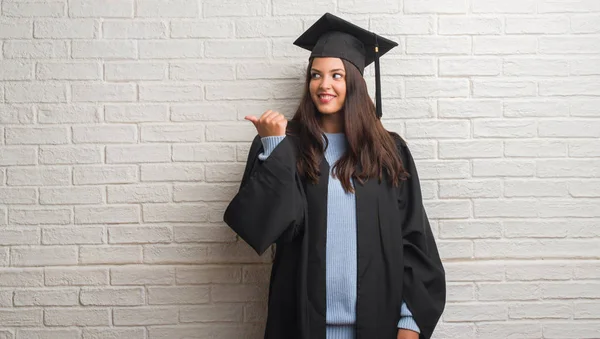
[[223, 133, 305, 255], [396, 139, 446, 339]]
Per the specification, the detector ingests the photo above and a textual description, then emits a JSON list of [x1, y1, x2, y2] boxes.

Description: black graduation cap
[[293, 12, 398, 119]]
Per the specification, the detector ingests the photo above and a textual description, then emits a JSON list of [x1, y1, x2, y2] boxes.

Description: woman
[[224, 13, 445, 339]]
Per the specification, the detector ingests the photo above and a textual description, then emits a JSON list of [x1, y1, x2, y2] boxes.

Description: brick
[[143, 245, 208, 264], [173, 225, 237, 243], [34, 19, 97, 38], [113, 307, 178, 325], [148, 286, 209, 304], [205, 40, 268, 58], [72, 40, 137, 58], [139, 85, 203, 102], [544, 321, 600, 338], [81, 287, 144, 306], [173, 144, 236, 162], [136, 0, 199, 17], [7, 166, 64, 186], [69, 0, 133, 17], [44, 308, 109, 326], [541, 79, 600, 96], [504, 100, 569, 117], [474, 120, 536, 137], [0, 268, 43, 287], [338, 0, 398, 13], [439, 140, 502, 159], [404, 0, 466, 13], [446, 283, 475, 301], [414, 160, 470, 179], [176, 266, 241, 284], [477, 322, 542, 338], [181, 304, 243, 323], [73, 165, 138, 185], [3, 40, 68, 58], [236, 18, 302, 38], [478, 283, 541, 301], [379, 58, 436, 76], [475, 240, 600, 258], [45, 267, 108, 286], [574, 301, 600, 319], [505, 261, 572, 281], [472, 0, 536, 13], [39, 187, 102, 205], [538, 160, 600, 178], [0, 309, 42, 326], [570, 58, 600, 75], [243, 266, 271, 283], [0, 229, 39, 245], [405, 79, 469, 98], [505, 180, 568, 197], [105, 62, 166, 80], [6, 127, 68, 145], [107, 185, 170, 204], [438, 16, 501, 35], [437, 240, 473, 259], [75, 205, 139, 224], [36, 61, 101, 80], [211, 284, 267, 302], [539, 0, 600, 13], [40, 146, 102, 164], [171, 104, 236, 121], [111, 266, 174, 285], [0, 19, 32, 38], [473, 80, 536, 97], [0, 147, 35, 166], [9, 208, 71, 225], [72, 125, 136, 143], [139, 40, 202, 59], [5, 82, 66, 103], [106, 145, 171, 164], [505, 219, 599, 238], [14, 288, 79, 306], [80, 246, 142, 264], [0, 188, 37, 204], [171, 20, 232, 38], [439, 221, 502, 239], [439, 180, 501, 199], [539, 120, 600, 137], [205, 163, 244, 182], [171, 62, 234, 81], [105, 104, 168, 122], [406, 36, 470, 54], [72, 83, 136, 102], [42, 227, 104, 245], [108, 226, 171, 243], [540, 37, 600, 54], [571, 15, 600, 34], [474, 36, 537, 55], [504, 140, 567, 158], [571, 99, 600, 117], [539, 200, 600, 218], [424, 200, 471, 219], [444, 303, 507, 321], [438, 99, 501, 118], [0, 105, 34, 123], [148, 325, 263, 339], [141, 164, 204, 182], [405, 120, 470, 139], [12, 246, 77, 266], [570, 141, 600, 157], [440, 57, 501, 76], [83, 328, 145, 339], [143, 204, 209, 223], [173, 184, 237, 202], [473, 159, 535, 177], [542, 282, 600, 299], [0, 60, 33, 80], [16, 329, 81, 339], [37, 104, 100, 123], [103, 20, 166, 39], [506, 16, 569, 34], [2, 2, 65, 17]]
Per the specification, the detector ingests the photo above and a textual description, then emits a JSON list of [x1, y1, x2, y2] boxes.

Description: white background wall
[[0, 0, 599, 338]]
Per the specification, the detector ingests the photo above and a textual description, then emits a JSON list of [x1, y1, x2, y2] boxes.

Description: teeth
[[320, 95, 334, 99]]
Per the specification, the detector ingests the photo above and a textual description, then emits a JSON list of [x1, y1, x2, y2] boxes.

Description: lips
[[317, 93, 336, 104]]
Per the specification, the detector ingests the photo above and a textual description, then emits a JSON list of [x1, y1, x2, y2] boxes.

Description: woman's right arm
[[223, 133, 305, 255]]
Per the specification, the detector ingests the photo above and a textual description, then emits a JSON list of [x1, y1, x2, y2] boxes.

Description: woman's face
[[309, 57, 347, 115]]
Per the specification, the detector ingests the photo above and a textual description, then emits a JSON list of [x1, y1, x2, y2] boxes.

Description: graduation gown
[[223, 127, 446, 339]]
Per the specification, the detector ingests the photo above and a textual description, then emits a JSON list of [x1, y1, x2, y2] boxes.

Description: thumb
[[244, 115, 259, 127]]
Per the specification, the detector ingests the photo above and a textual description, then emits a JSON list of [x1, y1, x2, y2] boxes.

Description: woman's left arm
[[396, 139, 447, 339]]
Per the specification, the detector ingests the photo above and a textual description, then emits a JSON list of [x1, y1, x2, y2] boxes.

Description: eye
[[333, 73, 343, 79], [310, 73, 321, 79]]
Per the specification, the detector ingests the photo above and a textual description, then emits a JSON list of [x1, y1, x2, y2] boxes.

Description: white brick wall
[[0, 0, 599, 338]]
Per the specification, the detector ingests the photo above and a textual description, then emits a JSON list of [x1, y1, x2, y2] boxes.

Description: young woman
[[224, 13, 446, 339]]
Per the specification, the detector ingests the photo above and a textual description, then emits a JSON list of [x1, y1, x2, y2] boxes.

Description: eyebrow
[[311, 68, 345, 73]]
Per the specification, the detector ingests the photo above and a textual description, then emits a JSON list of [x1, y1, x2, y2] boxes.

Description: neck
[[319, 112, 344, 133]]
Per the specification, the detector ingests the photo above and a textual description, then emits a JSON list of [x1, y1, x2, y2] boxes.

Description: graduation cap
[[293, 12, 398, 119]]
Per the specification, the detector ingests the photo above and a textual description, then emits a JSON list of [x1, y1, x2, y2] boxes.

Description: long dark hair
[[289, 58, 409, 193]]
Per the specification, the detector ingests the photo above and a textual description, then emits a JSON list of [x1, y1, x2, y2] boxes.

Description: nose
[[319, 75, 332, 90]]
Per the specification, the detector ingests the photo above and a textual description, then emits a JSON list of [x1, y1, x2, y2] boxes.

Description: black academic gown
[[223, 125, 446, 339]]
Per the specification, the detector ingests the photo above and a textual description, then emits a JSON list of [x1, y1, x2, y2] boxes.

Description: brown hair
[[289, 58, 409, 193]]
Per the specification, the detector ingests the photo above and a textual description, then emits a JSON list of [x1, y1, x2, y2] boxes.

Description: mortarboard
[[293, 12, 398, 119]]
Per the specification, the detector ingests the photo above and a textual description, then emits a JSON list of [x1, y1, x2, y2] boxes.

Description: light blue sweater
[[258, 133, 420, 335]]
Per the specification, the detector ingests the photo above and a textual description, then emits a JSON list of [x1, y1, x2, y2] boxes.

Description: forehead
[[311, 57, 345, 71]]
